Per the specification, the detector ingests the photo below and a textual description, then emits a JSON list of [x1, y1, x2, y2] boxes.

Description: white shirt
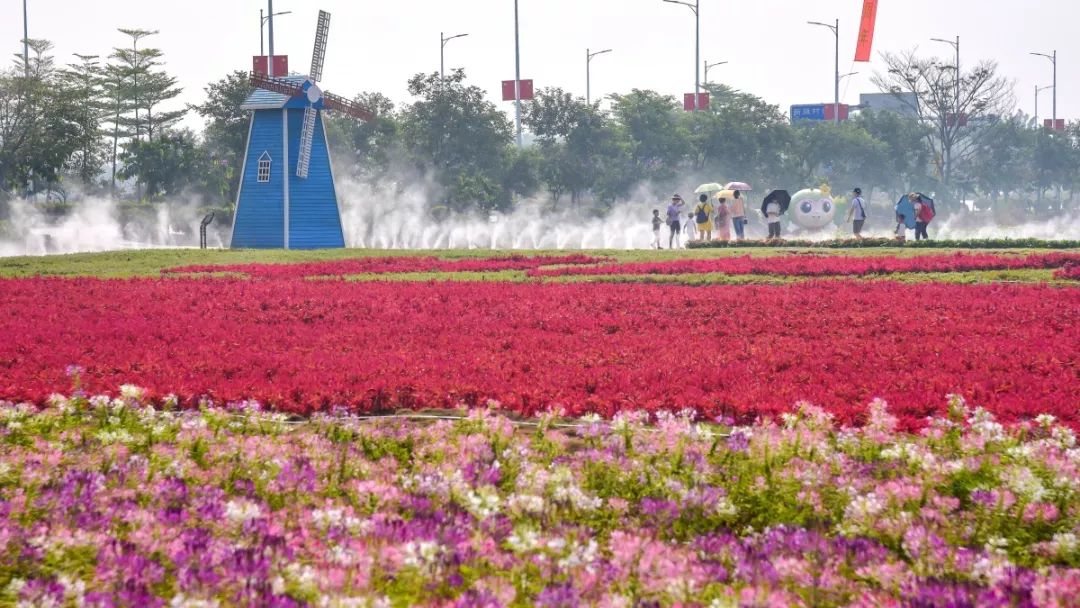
[[851, 196, 866, 221], [766, 202, 781, 223]]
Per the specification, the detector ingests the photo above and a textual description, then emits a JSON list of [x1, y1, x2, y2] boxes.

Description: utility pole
[[586, 48, 612, 105], [513, 0, 522, 147], [808, 19, 840, 125], [663, 0, 700, 110], [931, 36, 960, 184]]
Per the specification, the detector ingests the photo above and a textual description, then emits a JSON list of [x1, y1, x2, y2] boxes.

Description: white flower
[[224, 499, 262, 524], [1035, 414, 1057, 428], [507, 528, 540, 553], [402, 541, 443, 571], [1052, 426, 1076, 449], [119, 384, 145, 401], [1002, 466, 1047, 502], [1050, 532, 1078, 557], [507, 493, 545, 515]]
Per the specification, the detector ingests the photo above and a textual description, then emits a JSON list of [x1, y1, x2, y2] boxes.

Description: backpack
[[695, 206, 709, 224], [918, 202, 935, 222]]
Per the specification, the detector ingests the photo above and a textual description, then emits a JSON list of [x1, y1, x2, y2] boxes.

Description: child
[[651, 209, 664, 249], [685, 212, 698, 241], [894, 214, 907, 243]]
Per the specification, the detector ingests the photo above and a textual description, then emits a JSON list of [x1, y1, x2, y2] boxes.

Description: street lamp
[[1035, 84, 1054, 127], [260, 7, 291, 57], [441, 32, 469, 79], [663, 0, 700, 111], [839, 71, 858, 82], [22, 0, 29, 77], [513, 0, 522, 147], [1030, 50, 1057, 126], [808, 19, 839, 125], [931, 36, 960, 122], [704, 60, 727, 85], [586, 48, 612, 105]]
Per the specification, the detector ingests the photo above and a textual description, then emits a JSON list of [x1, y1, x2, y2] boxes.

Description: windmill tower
[[230, 10, 374, 249]]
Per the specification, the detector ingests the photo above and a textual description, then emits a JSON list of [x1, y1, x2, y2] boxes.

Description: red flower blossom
[[1, 277, 1076, 431]]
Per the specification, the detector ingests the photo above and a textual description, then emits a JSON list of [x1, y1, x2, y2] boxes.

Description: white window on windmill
[[257, 152, 272, 183]]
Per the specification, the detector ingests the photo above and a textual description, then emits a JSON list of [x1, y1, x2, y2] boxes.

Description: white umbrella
[[695, 183, 724, 194]]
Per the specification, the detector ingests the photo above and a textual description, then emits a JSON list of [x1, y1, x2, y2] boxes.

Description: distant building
[[858, 92, 919, 118]]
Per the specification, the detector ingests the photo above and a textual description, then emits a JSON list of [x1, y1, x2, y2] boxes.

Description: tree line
[[2, 35, 1078, 225]]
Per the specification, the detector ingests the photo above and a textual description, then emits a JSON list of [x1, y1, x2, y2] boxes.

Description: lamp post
[[440, 32, 469, 80], [1030, 50, 1057, 126], [704, 60, 727, 85], [808, 19, 839, 125], [260, 8, 292, 57], [586, 48, 612, 105], [931, 36, 960, 123], [1035, 84, 1054, 126], [663, 0, 700, 110], [513, 0, 522, 147], [22, 0, 29, 76]]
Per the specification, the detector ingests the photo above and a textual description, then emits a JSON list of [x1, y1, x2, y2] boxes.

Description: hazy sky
[[4, 0, 1076, 132]]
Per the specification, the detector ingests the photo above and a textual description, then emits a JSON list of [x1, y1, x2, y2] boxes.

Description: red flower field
[[1, 276, 1077, 429], [527, 252, 1080, 278], [165, 253, 607, 279]]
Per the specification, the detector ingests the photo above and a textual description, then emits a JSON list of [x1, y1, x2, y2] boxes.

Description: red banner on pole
[[502, 79, 535, 101], [854, 0, 879, 62]]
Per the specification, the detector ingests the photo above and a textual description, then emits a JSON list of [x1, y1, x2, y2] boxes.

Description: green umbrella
[[694, 183, 724, 194]]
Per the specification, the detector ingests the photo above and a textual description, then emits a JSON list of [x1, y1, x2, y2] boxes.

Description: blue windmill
[[230, 10, 374, 249]]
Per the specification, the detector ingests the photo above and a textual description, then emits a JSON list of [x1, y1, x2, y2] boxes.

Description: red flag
[[854, 0, 878, 62]]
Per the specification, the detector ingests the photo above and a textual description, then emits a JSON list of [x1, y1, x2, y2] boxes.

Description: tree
[[608, 90, 686, 181], [189, 71, 255, 201], [324, 91, 401, 181], [118, 129, 212, 199], [110, 28, 186, 198], [963, 113, 1033, 206], [693, 84, 793, 183], [399, 69, 513, 212], [58, 54, 109, 187], [0, 40, 82, 198], [851, 109, 932, 198], [872, 51, 1013, 198]]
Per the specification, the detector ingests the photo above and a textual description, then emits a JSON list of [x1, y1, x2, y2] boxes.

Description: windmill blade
[[322, 91, 376, 122], [296, 106, 318, 179], [309, 10, 330, 83], [249, 72, 304, 98]]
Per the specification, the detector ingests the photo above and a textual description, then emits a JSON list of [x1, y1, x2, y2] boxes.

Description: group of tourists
[[892, 192, 937, 242], [652, 192, 749, 249], [650, 187, 936, 247]]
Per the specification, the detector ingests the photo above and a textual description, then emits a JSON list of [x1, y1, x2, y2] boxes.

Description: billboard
[[1044, 119, 1066, 131], [791, 104, 849, 122]]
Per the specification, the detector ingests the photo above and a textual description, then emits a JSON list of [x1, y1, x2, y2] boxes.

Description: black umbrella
[[761, 190, 792, 217]]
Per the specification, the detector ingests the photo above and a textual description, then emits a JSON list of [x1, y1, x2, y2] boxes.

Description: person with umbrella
[[666, 194, 685, 249], [761, 190, 790, 240], [911, 192, 935, 241], [694, 194, 714, 241]]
